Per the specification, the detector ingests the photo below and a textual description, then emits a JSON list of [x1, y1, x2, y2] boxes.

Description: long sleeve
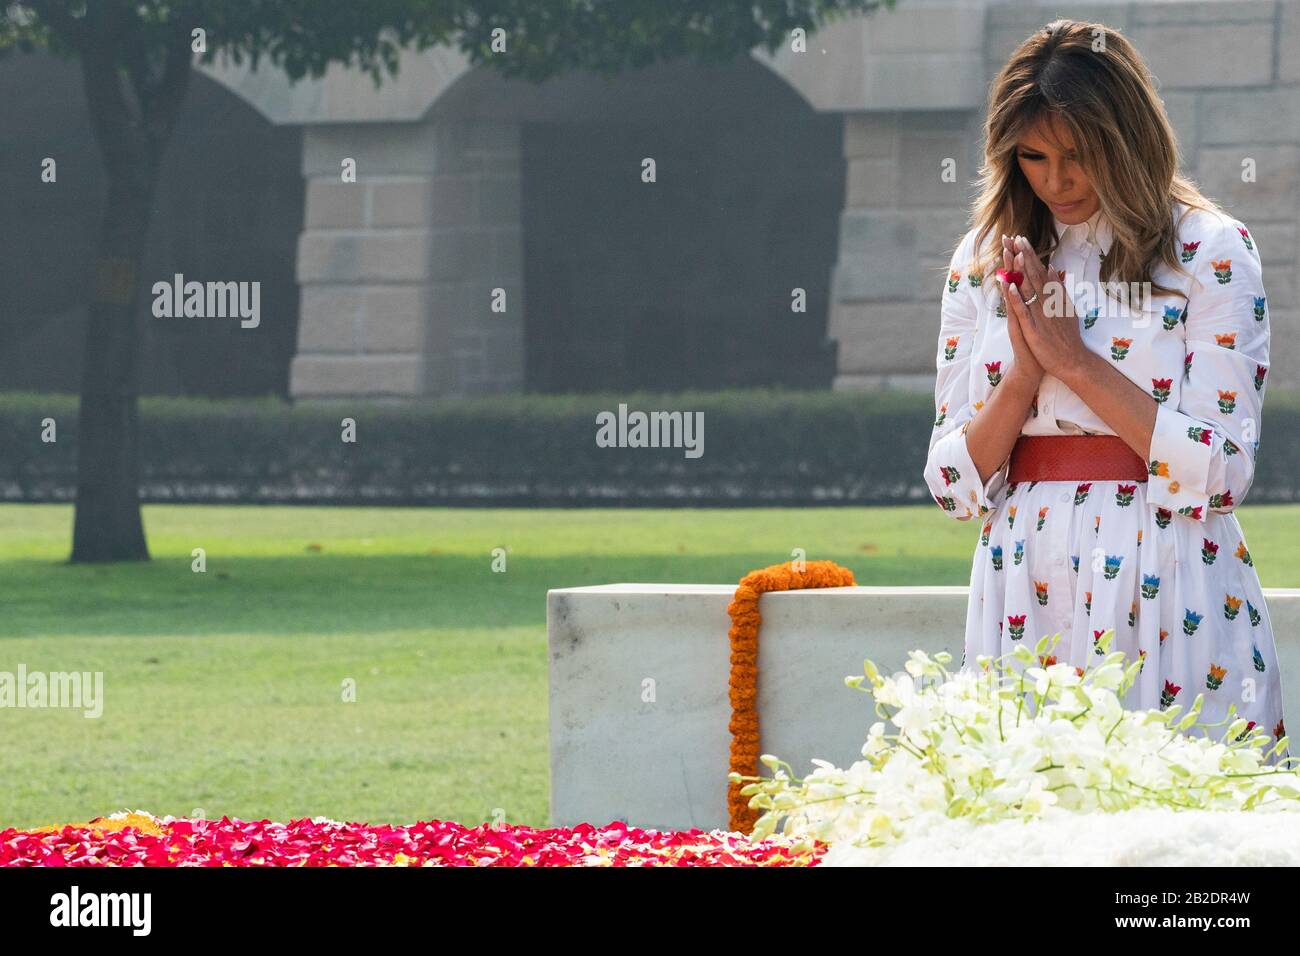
[[1147, 215, 1269, 522], [924, 230, 1010, 521]]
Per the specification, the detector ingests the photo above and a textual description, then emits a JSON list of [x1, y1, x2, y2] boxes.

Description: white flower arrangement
[[730, 629, 1300, 851]]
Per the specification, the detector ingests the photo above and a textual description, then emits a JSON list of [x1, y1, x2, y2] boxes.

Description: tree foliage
[[2, 0, 894, 86]]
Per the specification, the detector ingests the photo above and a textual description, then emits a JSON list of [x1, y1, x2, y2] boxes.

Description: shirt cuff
[[928, 421, 1010, 520], [1147, 402, 1215, 522]]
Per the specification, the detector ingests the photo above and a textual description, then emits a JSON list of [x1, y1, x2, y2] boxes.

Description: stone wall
[[290, 120, 524, 398], [3, 1, 1297, 399]]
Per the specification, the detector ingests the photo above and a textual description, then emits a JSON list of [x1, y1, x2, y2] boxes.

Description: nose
[[1046, 159, 1073, 194]]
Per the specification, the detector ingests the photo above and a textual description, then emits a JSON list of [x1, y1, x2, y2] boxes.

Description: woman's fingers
[[1006, 281, 1046, 376], [1005, 282, 1027, 342], [1014, 239, 1046, 306], [1009, 277, 1047, 356], [1001, 234, 1019, 275], [1010, 251, 1041, 333]]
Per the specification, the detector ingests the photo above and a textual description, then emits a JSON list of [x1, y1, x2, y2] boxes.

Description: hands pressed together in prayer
[[960, 232, 1158, 488], [997, 234, 1092, 387]]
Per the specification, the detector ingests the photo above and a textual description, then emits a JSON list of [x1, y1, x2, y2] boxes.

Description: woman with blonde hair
[[924, 19, 1287, 758]]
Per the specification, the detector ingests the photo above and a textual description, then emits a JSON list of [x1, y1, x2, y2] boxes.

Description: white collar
[[1051, 205, 1111, 249]]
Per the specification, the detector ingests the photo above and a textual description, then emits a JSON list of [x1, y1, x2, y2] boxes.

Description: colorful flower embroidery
[[1161, 680, 1181, 709]]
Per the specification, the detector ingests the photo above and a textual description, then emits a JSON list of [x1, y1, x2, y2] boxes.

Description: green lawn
[[3, 502, 1299, 830]]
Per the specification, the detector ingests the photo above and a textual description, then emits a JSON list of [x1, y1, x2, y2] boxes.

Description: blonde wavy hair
[[956, 18, 1225, 307]]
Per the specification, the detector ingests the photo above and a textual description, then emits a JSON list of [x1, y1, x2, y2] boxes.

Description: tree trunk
[[70, 173, 155, 562], [69, 36, 189, 562]]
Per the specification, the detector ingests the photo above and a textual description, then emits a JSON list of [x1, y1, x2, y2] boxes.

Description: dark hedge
[[2, 388, 1298, 507]]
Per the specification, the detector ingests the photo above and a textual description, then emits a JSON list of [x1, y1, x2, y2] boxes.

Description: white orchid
[[730, 630, 1300, 848]]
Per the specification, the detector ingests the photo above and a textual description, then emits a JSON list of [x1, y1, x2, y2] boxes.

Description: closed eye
[[1018, 150, 1078, 161]]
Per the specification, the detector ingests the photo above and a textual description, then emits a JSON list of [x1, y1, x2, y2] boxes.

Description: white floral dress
[[924, 202, 1287, 755]]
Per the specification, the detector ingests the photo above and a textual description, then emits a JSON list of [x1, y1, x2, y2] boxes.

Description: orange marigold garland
[[726, 559, 856, 834], [28, 812, 166, 837]]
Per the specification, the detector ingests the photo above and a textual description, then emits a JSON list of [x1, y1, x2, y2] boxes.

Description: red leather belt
[[1007, 434, 1148, 483]]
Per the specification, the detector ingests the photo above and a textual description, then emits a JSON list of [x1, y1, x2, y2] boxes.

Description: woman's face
[[1015, 117, 1100, 225]]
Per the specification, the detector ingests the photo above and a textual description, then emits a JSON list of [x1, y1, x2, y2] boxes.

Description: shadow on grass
[[0, 551, 967, 638]]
